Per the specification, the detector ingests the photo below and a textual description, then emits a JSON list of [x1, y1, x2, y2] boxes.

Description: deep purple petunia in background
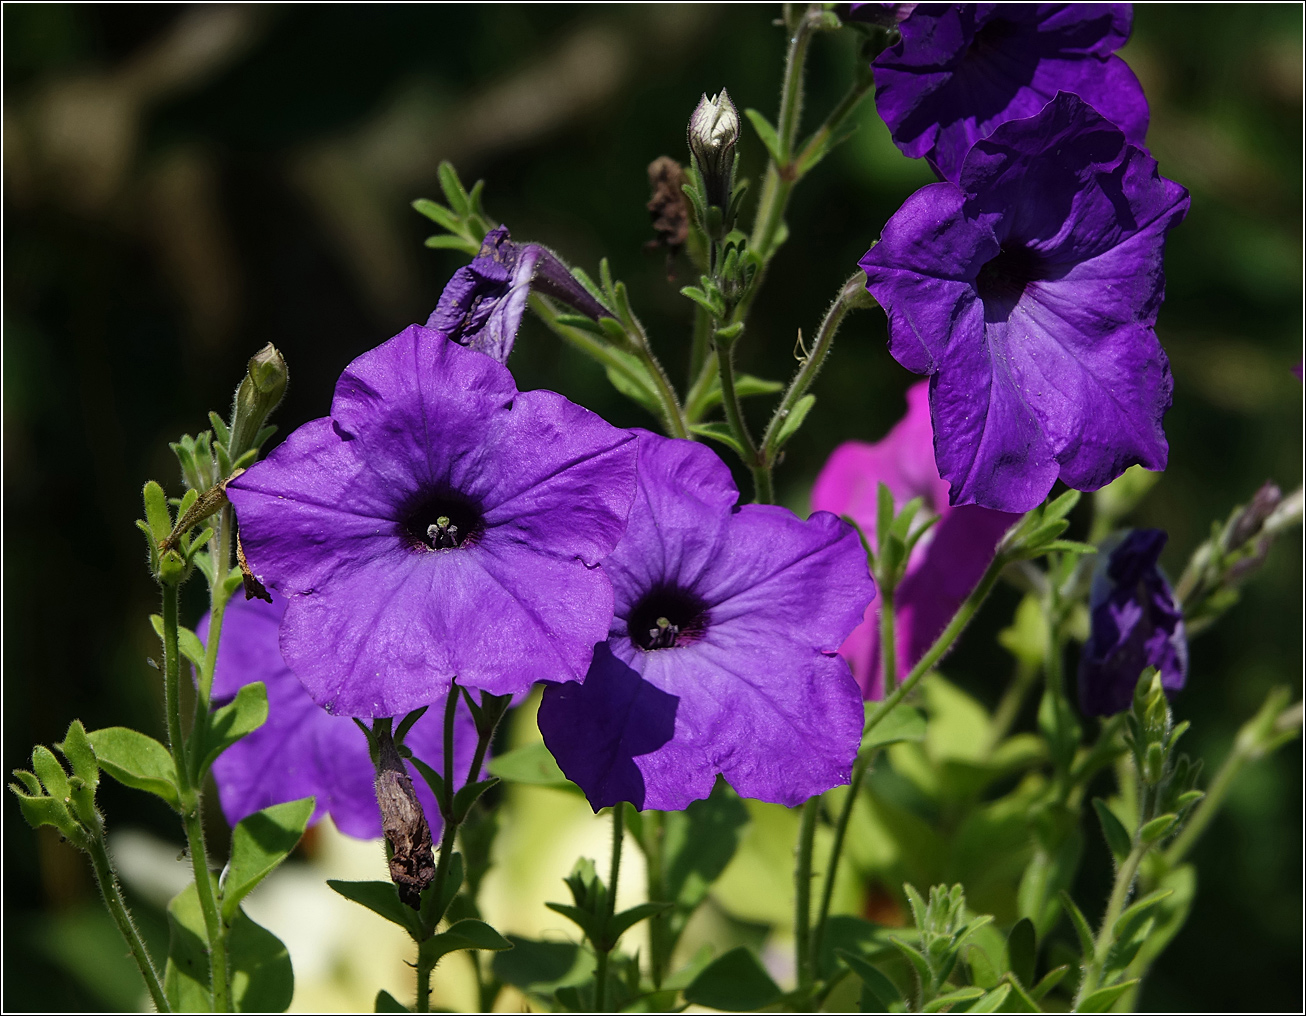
[[538, 431, 873, 812], [228, 325, 637, 718], [812, 382, 1018, 699], [1078, 528, 1187, 716], [200, 594, 476, 839], [861, 91, 1189, 514], [428, 225, 609, 363], [874, 3, 1148, 182]]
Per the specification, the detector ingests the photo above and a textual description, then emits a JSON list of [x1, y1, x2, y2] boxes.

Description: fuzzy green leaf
[[86, 727, 180, 810], [683, 946, 782, 1012], [222, 797, 315, 920]]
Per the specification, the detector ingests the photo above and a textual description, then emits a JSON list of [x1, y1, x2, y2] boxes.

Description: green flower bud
[[688, 89, 740, 225], [229, 343, 288, 461]]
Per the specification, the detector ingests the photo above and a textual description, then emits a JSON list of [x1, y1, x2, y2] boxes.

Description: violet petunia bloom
[[428, 226, 609, 363], [537, 431, 873, 812], [227, 325, 637, 718], [873, 4, 1148, 183], [200, 594, 477, 839], [812, 382, 1018, 699], [861, 91, 1189, 514], [836, 3, 918, 28], [1077, 528, 1187, 717]]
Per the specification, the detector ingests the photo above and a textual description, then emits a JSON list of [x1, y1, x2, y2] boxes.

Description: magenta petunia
[[874, 4, 1148, 182], [812, 382, 1018, 699], [861, 91, 1188, 513], [201, 594, 477, 839], [537, 431, 873, 812], [227, 325, 637, 718]]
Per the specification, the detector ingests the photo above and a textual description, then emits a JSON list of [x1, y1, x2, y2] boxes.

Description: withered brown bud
[[374, 727, 435, 909], [646, 156, 690, 263], [236, 531, 272, 603]]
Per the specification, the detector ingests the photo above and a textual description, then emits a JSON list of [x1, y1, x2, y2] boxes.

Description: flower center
[[402, 491, 484, 551], [975, 241, 1047, 307], [967, 16, 1018, 59], [628, 587, 709, 651]]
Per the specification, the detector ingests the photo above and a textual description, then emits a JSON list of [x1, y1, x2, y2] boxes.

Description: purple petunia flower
[[837, 3, 918, 28], [537, 431, 873, 812], [200, 594, 477, 839], [1077, 528, 1187, 717], [428, 226, 609, 363], [812, 382, 1018, 699], [227, 325, 637, 718], [861, 91, 1189, 514], [873, 4, 1148, 183]]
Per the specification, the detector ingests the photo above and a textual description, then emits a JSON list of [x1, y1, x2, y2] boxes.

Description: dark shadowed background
[[4, 4, 1302, 1011]]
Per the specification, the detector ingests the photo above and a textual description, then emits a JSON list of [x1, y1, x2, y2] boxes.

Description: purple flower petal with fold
[[861, 91, 1189, 513], [812, 382, 1018, 699], [227, 325, 637, 717], [200, 594, 477, 839], [538, 431, 873, 812], [874, 4, 1148, 182], [429, 226, 609, 363], [838, 3, 918, 27], [1077, 528, 1187, 716]]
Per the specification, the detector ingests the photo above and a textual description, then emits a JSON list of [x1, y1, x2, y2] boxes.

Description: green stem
[[689, 304, 714, 393], [793, 796, 820, 999], [1073, 839, 1148, 1009], [879, 586, 898, 696], [416, 962, 432, 1014], [759, 273, 872, 464], [183, 806, 232, 1012], [714, 335, 770, 501], [645, 810, 671, 988], [986, 665, 1038, 754], [811, 753, 871, 965], [428, 690, 463, 921], [162, 584, 187, 786], [864, 550, 1009, 738], [594, 949, 610, 1013], [197, 506, 233, 706], [595, 805, 625, 1013], [86, 832, 171, 1012]]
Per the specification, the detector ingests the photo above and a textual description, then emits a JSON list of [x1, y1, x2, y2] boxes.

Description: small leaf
[[606, 901, 673, 944], [195, 683, 269, 777], [1139, 813, 1177, 844], [375, 989, 410, 1012], [1092, 798, 1132, 861], [744, 109, 784, 163], [221, 797, 315, 920], [967, 943, 1000, 990], [1058, 891, 1095, 959], [1043, 489, 1081, 522], [889, 937, 933, 990], [1005, 917, 1036, 991], [420, 852, 464, 930], [1078, 979, 1139, 1013], [411, 197, 462, 232], [836, 949, 904, 1009], [143, 481, 172, 544], [606, 364, 663, 418], [923, 986, 984, 1012], [418, 918, 513, 964], [327, 880, 423, 940], [544, 901, 598, 942], [55, 720, 99, 814], [424, 234, 479, 254], [1001, 972, 1042, 1013], [492, 935, 591, 996], [862, 702, 926, 752], [437, 161, 471, 216], [1040, 540, 1097, 555], [774, 393, 816, 448], [683, 946, 782, 1012], [86, 727, 180, 810], [1029, 964, 1069, 1001], [451, 777, 499, 821], [690, 423, 747, 459], [1112, 888, 1174, 944], [486, 741, 580, 792], [969, 983, 1012, 1012], [150, 615, 207, 670]]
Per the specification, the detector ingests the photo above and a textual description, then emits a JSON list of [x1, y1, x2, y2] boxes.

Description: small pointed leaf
[[87, 727, 180, 810], [222, 797, 315, 920]]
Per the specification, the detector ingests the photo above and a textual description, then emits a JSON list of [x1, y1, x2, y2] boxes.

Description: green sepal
[[1058, 891, 1095, 959], [424, 234, 480, 254], [968, 983, 1013, 1012], [486, 741, 580, 793], [1139, 813, 1178, 844], [412, 197, 462, 233], [327, 880, 423, 941], [683, 946, 782, 1012], [194, 683, 269, 779], [375, 989, 410, 1012], [1029, 964, 1070, 1001], [923, 986, 984, 1012], [888, 937, 932, 990], [12, 769, 42, 796], [31, 745, 72, 808], [86, 727, 181, 810], [1112, 887, 1174, 944], [143, 481, 172, 545], [221, 797, 315, 921], [1091, 798, 1132, 861], [55, 719, 100, 819], [690, 422, 747, 458], [1078, 979, 1139, 1013], [417, 919, 512, 965], [392, 706, 427, 747], [680, 285, 724, 317], [1005, 917, 1036, 990], [774, 394, 816, 448], [207, 412, 231, 447], [836, 948, 903, 1010], [437, 162, 472, 217], [743, 109, 784, 164]]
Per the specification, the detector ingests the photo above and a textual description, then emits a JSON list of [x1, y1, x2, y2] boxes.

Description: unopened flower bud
[[373, 726, 435, 909], [688, 89, 740, 217], [229, 343, 288, 460], [1226, 480, 1282, 550]]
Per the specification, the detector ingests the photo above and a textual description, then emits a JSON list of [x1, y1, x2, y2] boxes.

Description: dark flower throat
[[629, 586, 708, 651], [403, 491, 484, 551]]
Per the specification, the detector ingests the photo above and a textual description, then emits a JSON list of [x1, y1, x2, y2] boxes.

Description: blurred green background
[[4, 4, 1301, 1011]]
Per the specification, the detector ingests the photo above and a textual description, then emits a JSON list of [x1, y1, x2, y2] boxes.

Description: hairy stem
[[1073, 839, 1148, 1009], [87, 832, 171, 1012], [594, 805, 625, 1013], [811, 753, 871, 966], [183, 807, 231, 1011], [714, 335, 770, 501], [793, 796, 820, 999], [645, 810, 671, 988]]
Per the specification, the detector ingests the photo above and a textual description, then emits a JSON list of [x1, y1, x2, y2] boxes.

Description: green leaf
[[1005, 917, 1036, 990], [12, 789, 80, 841], [660, 779, 749, 915], [967, 943, 1000, 990], [1078, 979, 1139, 1013], [437, 161, 471, 216], [606, 901, 673, 944], [923, 986, 984, 1012], [744, 109, 784, 163], [1029, 964, 1069, 1001], [411, 197, 462, 232], [862, 702, 926, 752], [1043, 489, 1081, 522], [417, 918, 512, 965], [327, 880, 423, 940], [165, 879, 294, 1013], [221, 797, 315, 921], [56, 720, 99, 802], [605, 364, 664, 417], [420, 852, 464, 930], [1092, 798, 1132, 861], [423, 234, 479, 254], [195, 683, 269, 777], [544, 902, 598, 942], [969, 983, 1012, 1012], [492, 935, 592, 996], [1040, 540, 1097, 555], [688, 373, 784, 420], [690, 422, 747, 458], [1001, 972, 1041, 1013], [86, 727, 180, 810], [1139, 813, 1178, 843], [375, 989, 410, 1012], [1058, 891, 1096, 960], [889, 937, 933, 990], [836, 949, 903, 1009], [1112, 888, 1174, 944], [683, 946, 781, 1012], [143, 481, 172, 544], [774, 393, 816, 448], [486, 741, 579, 792], [451, 776, 499, 820]]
